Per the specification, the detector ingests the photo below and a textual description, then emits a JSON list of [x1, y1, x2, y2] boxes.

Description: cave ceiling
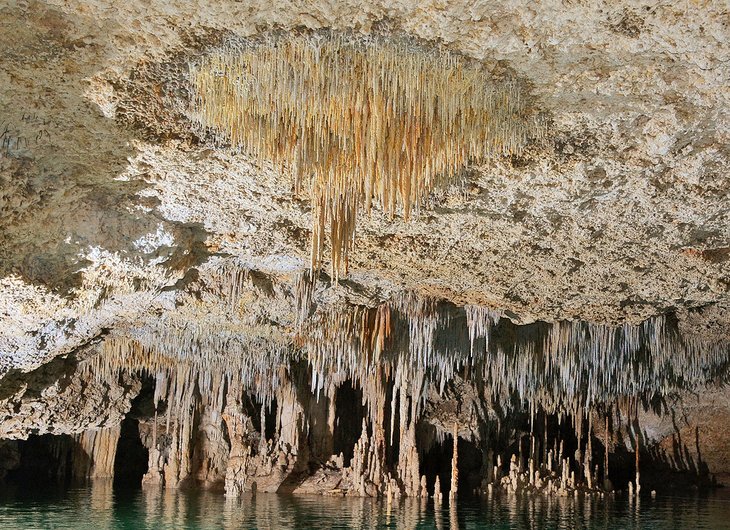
[[0, 0, 728, 374]]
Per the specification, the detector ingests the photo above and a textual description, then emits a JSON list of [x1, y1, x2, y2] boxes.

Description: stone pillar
[[449, 422, 458, 499], [72, 425, 121, 481], [222, 397, 255, 497], [192, 371, 228, 488]]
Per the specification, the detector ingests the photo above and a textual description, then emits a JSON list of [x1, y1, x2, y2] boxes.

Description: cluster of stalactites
[[84, 332, 291, 407], [300, 302, 392, 396], [297, 292, 729, 418], [80, 262, 295, 408], [190, 32, 545, 279], [465, 304, 501, 355], [300, 291, 471, 399], [76, 291, 727, 498], [209, 259, 251, 314], [84, 257, 729, 430], [90, 313, 729, 426], [458, 308, 728, 415]]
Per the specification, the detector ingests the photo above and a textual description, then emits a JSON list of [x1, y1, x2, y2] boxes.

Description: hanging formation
[[189, 31, 545, 279], [71, 264, 729, 497]]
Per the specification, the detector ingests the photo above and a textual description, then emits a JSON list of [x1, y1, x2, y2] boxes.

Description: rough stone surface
[[1, 0, 728, 376], [640, 385, 730, 481], [0, 0, 728, 497], [0, 347, 141, 439]]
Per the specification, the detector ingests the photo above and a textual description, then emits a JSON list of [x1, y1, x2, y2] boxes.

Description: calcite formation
[[190, 31, 544, 278], [2, 264, 725, 497], [0, 0, 728, 500]]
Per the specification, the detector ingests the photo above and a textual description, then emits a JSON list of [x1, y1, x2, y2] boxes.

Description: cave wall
[[0, 0, 728, 501], [0, 348, 141, 440], [2, 345, 727, 498], [1, 0, 728, 378]]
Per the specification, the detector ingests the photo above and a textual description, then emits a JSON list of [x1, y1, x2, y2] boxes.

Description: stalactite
[[291, 293, 730, 426], [75, 269, 729, 498], [211, 260, 251, 315], [294, 269, 315, 330], [465, 305, 501, 356], [88, 277, 729, 441], [190, 31, 545, 279]]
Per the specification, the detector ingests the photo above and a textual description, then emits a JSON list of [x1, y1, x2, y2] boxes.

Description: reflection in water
[[1, 482, 730, 529]]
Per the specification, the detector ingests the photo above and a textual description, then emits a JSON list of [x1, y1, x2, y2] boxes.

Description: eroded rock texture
[[0, 265, 725, 497], [0, 348, 141, 440], [0, 0, 728, 499]]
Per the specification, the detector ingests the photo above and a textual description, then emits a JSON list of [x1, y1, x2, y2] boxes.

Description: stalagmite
[[585, 415, 593, 490], [604, 414, 610, 490], [542, 414, 548, 467], [635, 428, 641, 497], [529, 455, 535, 487], [450, 422, 459, 499], [434, 476, 443, 504]]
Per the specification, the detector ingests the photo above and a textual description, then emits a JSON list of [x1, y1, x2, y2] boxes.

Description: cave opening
[[113, 374, 154, 490], [5, 434, 74, 485], [264, 398, 277, 442], [420, 435, 451, 496], [243, 395, 263, 436], [457, 437, 484, 495], [419, 431, 483, 497], [112, 417, 148, 489], [333, 381, 365, 467]]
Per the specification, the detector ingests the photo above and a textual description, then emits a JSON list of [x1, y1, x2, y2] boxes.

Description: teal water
[[1, 484, 729, 529]]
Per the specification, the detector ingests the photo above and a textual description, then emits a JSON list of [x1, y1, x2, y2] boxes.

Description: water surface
[[1, 484, 729, 529]]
